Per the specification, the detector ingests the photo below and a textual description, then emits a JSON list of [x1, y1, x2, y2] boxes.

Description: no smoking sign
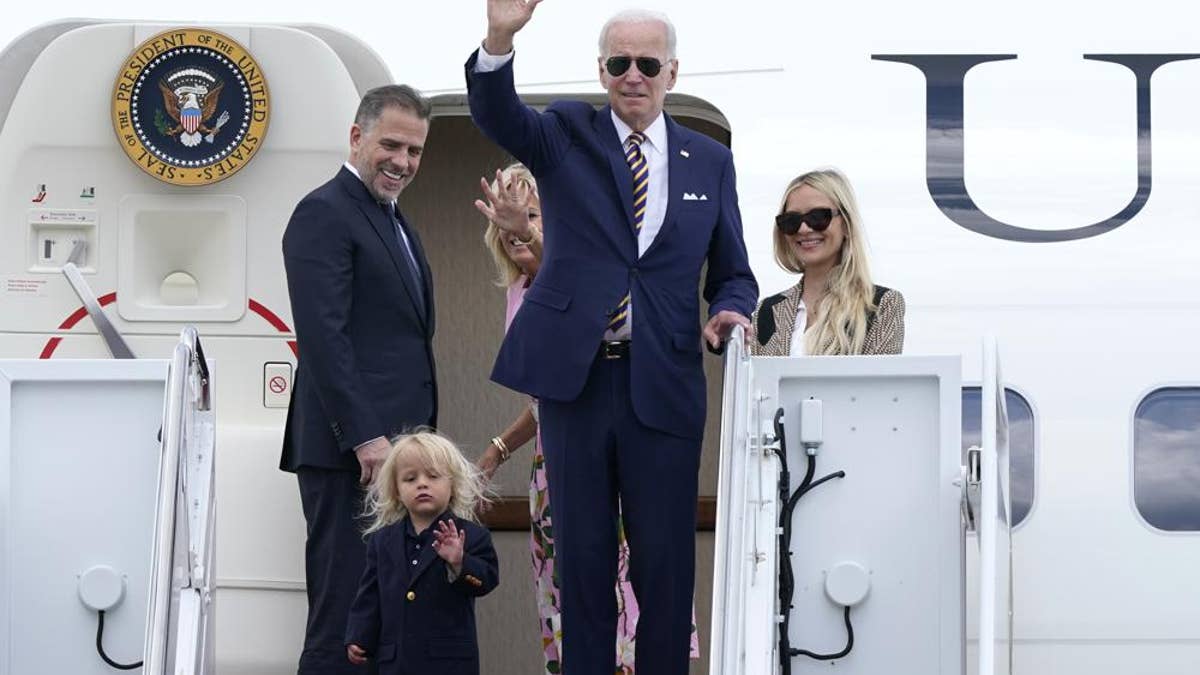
[[263, 363, 293, 408]]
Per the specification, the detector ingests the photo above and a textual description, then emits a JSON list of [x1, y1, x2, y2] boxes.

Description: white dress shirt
[[603, 112, 667, 341], [789, 300, 809, 357], [474, 45, 513, 72]]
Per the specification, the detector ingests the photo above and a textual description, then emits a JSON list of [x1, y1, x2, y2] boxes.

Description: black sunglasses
[[775, 208, 841, 234], [605, 56, 664, 78]]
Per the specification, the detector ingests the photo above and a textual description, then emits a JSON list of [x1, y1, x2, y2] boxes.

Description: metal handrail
[[61, 241, 135, 359], [142, 327, 211, 675], [143, 344, 187, 675], [709, 324, 749, 673]]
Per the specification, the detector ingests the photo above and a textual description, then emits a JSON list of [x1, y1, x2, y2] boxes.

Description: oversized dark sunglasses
[[775, 208, 841, 234], [605, 56, 664, 78]]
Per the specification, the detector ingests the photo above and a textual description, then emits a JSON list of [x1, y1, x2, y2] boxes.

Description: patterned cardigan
[[750, 279, 906, 356]]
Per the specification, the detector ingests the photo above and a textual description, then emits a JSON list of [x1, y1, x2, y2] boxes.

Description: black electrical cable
[[772, 406, 851, 670], [791, 605, 854, 660], [772, 407, 790, 484], [770, 408, 795, 675], [96, 610, 143, 670], [787, 470, 845, 509]]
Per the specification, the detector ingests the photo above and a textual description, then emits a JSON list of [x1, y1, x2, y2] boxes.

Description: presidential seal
[[112, 28, 270, 186]]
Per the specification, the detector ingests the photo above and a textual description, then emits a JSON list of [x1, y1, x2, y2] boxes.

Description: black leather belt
[[600, 340, 630, 359]]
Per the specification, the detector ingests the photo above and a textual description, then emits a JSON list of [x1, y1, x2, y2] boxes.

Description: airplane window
[[1134, 388, 1200, 531], [961, 387, 1036, 528]]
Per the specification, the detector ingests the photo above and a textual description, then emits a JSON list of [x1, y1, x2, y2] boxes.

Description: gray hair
[[598, 9, 677, 59], [354, 84, 432, 132]]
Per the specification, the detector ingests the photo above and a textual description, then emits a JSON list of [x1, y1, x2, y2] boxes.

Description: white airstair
[[710, 327, 1012, 675], [0, 323, 216, 675]]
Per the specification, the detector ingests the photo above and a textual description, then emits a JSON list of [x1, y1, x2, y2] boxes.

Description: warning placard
[[3, 277, 49, 297]]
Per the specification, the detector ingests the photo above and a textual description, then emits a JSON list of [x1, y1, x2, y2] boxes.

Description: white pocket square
[[683, 192, 708, 201]]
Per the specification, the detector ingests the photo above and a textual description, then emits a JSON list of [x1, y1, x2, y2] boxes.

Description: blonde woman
[[472, 163, 699, 673], [752, 169, 905, 356]]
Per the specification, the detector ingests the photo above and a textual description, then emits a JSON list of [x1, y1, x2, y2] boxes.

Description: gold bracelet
[[491, 436, 510, 462]]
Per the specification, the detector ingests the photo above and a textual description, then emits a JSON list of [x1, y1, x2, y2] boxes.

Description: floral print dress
[[507, 278, 699, 674]]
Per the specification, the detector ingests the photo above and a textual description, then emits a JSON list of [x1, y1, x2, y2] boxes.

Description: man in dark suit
[[280, 85, 437, 675], [466, 3, 757, 673]]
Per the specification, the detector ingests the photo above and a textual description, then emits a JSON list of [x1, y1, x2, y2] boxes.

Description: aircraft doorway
[[405, 93, 732, 675]]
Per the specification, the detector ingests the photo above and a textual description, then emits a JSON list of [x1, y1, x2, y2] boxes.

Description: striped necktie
[[608, 131, 647, 333]]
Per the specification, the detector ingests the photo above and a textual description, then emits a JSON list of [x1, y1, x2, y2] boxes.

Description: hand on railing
[[705, 312, 753, 356]]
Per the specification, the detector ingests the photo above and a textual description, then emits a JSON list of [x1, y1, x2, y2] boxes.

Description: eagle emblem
[[113, 28, 270, 186], [157, 68, 229, 147]]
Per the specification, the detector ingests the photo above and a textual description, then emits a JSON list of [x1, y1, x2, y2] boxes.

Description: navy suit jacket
[[280, 167, 437, 471], [344, 515, 499, 675], [466, 54, 758, 440]]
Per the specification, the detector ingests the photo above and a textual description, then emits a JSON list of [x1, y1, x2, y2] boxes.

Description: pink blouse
[[505, 275, 529, 332]]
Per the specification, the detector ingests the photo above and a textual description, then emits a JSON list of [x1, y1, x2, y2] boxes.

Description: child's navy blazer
[[345, 513, 499, 675]]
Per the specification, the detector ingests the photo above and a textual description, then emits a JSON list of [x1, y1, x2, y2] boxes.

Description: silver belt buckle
[[602, 340, 626, 359]]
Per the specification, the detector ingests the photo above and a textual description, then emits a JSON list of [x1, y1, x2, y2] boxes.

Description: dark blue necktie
[[383, 202, 426, 308]]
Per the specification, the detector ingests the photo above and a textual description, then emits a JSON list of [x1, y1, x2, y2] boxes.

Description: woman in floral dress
[[474, 164, 698, 673]]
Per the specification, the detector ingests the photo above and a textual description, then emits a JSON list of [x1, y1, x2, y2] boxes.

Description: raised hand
[[485, 0, 545, 54], [432, 519, 467, 574], [474, 169, 535, 237]]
